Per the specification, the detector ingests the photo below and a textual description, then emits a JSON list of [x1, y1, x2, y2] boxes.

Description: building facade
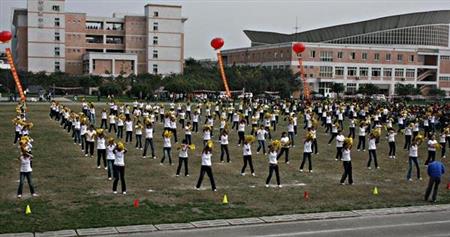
[[222, 10, 450, 96], [12, 0, 186, 76]]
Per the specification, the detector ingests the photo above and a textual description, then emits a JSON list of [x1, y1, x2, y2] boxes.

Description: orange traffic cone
[[304, 191, 309, 200], [133, 199, 139, 208], [447, 183, 450, 190]]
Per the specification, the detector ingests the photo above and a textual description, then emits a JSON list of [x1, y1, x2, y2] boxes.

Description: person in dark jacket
[[424, 160, 445, 202]]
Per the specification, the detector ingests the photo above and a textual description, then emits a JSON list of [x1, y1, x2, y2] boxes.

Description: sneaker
[[32, 193, 38, 197], [357, 149, 360, 151], [340, 183, 345, 185], [286, 161, 290, 164], [108, 177, 112, 181], [97, 166, 101, 169], [393, 156, 396, 159], [85, 154, 88, 157], [256, 152, 259, 154], [265, 184, 269, 188], [252, 173, 256, 176], [419, 177, 423, 180], [186, 174, 190, 177], [408, 178, 413, 181], [309, 170, 313, 173], [113, 191, 118, 194], [143, 156, 147, 159], [363, 150, 366, 152], [195, 187, 200, 190], [17, 194, 22, 198], [241, 173, 246, 176], [152, 156, 156, 159], [264, 153, 268, 155], [278, 185, 283, 188], [104, 167, 108, 170], [159, 163, 163, 166], [221, 161, 224, 163], [376, 166, 380, 169], [213, 189, 217, 192], [238, 144, 241, 146], [368, 167, 372, 170], [122, 192, 126, 195], [299, 169, 304, 172], [176, 174, 179, 177]]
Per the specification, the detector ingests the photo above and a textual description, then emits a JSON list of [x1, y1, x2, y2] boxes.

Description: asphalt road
[[108, 210, 450, 237]]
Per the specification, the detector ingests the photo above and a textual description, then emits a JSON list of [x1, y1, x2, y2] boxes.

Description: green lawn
[[1, 103, 449, 233]]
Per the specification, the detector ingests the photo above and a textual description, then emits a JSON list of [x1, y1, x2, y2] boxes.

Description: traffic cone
[[222, 194, 228, 204], [133, 199, 139, 208], [304, 191, 309, 200], [373, 187, 379, 195], [447, 183, 450, 190], [25, 205, 31, 215]]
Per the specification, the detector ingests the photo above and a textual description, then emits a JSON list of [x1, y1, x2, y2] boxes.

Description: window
[[52, 5, 60, 11], [54, 18, 60, 27], [397, 54, 403, 62], [319, 66, 333, 78], [153, 36, 158, 45], [335, 67, 344, 76], [54, 32, 60, 41], [362, 52, 368, 60], [406, 69, 415, 78], [153, 50, 158, 59], [54, 47, 60, 56], [359, 67, 369, 77], [154, 11, 159, 17], [153, 22, 159, 31], [386, 53, 391, 61], [309, 50, 316, 58], [440, 56, 450, 60], [383, 68, 392, 77], [55, 61, 60, 71], [374, 53, 380, 61], [153, 64, 158, 74], [319, 51, 333, 62], [372, 68, 381, 77], [347, 67, 357, 76], [439, 76, 450, 81], [350, 52, 356, 60], [409, 55, 415, 62], [337, 52, 343, 59], [395, 68, 404, 77]]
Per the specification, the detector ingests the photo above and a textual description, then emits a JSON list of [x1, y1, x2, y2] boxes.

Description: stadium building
[[11, 0, 187, 76], [221, 10, 450, 96]]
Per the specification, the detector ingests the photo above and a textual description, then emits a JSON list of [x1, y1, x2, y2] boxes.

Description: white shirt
[[86, 130, 96, 142], [114, 150, 125, 166], [369, 138, 377, 150], [409, 144, 418, 157], [220, 134, 229, 145], [97, 137, 106, 149], [163, 137, 171, 148], [107, 144, 116, 160], [336, 135, 345, 148], [281, 137, 290, 148], [238, 123, 246, 132], [80, 125, 87, 135], [74, 121, 81, 130], [359, 127, 366, 136], [304, 141, 312, 153], [439, 134, 446, 143], [125, 121, 133, 132], [268, 151, 278, 164], [257, 129, 267, 140], [428, 139, 437, 151], [203, 131, 211, 141], [145, 128, 153, 139], [342, 149, 351, 161], [243, 143, 252, 156], [179, 145, 189, 158], [201, 152, 212, 166], [20, 156, 32, 172]]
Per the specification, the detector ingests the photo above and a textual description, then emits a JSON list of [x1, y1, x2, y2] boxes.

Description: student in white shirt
[[403, 124, 413, 150], [387, 128, 397, 159], [116, 115, 124, 139], [340, 142, 353, 185], [439, 132, 447, 159], [407, 141, 421, 181], [125, 117, 133, 143], [17, 153, 37, 198], [220, 130, 230, 163], [195, 146, 217, 191], [80, 122, 87, 151], [100, 109, 108, 129], [241, 138, 255, 176], [265, 144, 281, 187], [184, 122, 192, 145], [176, 139, 192, 176], [113, 143, 127, 195], [142, 122, 155, 159], [367, 133, 379, 169], [300, 135, 313, 172], [73, 117, 81, 145], [108, 114, 117, 133], [237, 120, 246, 146], [256, 125, 268, 155], [161, 132, 173, 165], [135, 121, 143, 149], [96, 130, 107, 169], [106, 138, 116, 180], [335, 131, 345, 160], [203, 126, 212, 147], [277, 132, 291, 164], [357, 124, 367, 151], [85, 125, 96, 157], [425, 135, 438, 165]]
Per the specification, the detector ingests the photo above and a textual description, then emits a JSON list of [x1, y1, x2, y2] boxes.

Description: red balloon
[[0, 31, 12, 43], [211, 37, 224, 50], [292, 42, 306, 54]]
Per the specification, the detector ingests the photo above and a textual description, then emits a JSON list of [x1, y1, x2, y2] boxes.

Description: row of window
[[440, 77, 450, 81], [441, 56, 450, 60], [309, 50, 415, 62], [318, 66, 416, 78]]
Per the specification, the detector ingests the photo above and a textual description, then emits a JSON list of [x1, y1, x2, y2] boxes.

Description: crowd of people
[[13, 97, 449, 202]]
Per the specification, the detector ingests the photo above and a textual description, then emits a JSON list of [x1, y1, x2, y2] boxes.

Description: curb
[[2, 204, 450, 237]]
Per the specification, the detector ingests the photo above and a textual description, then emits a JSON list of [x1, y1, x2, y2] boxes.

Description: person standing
[[357, 123, 367, 151], [195, 145, 217, 191], [85, 125, 96, 158], [403, 124, 413, 150], [424, 159, 445, 202], [176, 139, 192, 177], [112, 142, 127, 195], [335, 130, 345, 161], [300, 134, 313, 173], [161, 131, 173, 165], [265, 144, 281, 188], [220, 130, 230, 163], [241, 137, 255, 176], [17, 152, 37, 198], [143, 122, 155, 159], [425, 135, 438, 166], [340, 139, 353, 185], [387, 128, 397, 159], [367, 133, 379, 169], [277, 132, 291, 164], [439, 131, 447, 159], [256, 125, 268, 155], [135, 121, 143, 149], [125, 117, 133, 143], [106, 138, 116, 181], [96, 129, 107, 169], [407, 140, 421, 181]]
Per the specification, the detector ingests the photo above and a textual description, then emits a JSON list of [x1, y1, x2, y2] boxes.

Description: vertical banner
[[5, 48, 26, 101], [217, 51, 231, 98], [297, 56, 310, 100]]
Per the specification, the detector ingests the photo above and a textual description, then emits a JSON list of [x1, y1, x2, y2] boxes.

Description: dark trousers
[[85, 141, 94, 156], [135, 134, 142, 148], [220, 144, 230, 162], [125, 131, 132, 142], [424, 176, 441, 202], [277, 147, 289, 163], [336, 147, 343, 160], [112, 165, 126, 192], [388, 142, 396, 156], [237, 131, 245, 145], [348, 127, 355, 139], [407, 156, 420, 180], [312, 139, 318, 154], [241, 155, 255, 174], [143, 138, 155, 157], [107, 160, 114, 178], [13, 131, 21, 144], [266, 164, 280, 185], [257, 140, 266, 154], [288, 132, 295, 146], [117, 126, 123, 138], [367, 150, 378, 168], [74, 129, 81, 144], [328, 133, 337, 144], [441, 142, 446, 157], [193, 122, 198, 132], [161, 147, 172, 164], [196, 166, 216, 190], [97, 149, 106, 167], [357, 136, 365, 150], [404, 135, 411, 150], [17, 172, 35, 195], [109, 123, 117, 133], [185, 134, 192, 145], [300, 152, 312, 171], [101, 119, 107, 129], [176, 157, 189, 176], [171, 128, 178, 143], [340, 161, 353, 184], [81, 135, 86, 150], [265, 126, 272, 139], [425, 150, 436, 165]]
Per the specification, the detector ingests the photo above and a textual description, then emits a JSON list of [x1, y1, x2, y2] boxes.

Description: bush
[[99, 84, 122, 96]]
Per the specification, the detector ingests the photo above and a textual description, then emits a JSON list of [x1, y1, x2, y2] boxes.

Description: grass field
[[1, 103, 449, 234]]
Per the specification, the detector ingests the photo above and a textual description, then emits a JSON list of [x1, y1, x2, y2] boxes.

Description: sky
[[1, 0, 450, 59]]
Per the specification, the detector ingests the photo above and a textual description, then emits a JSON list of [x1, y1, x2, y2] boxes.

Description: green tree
[[331, 83, 345, 98], [358, 84, 379, 95], [395, 84, 419, 96], [427, 88, 446, 98]]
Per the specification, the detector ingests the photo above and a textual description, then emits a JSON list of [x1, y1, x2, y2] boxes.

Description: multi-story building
[[222, 10, 450, 96], [11, 0, 186, 76]]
